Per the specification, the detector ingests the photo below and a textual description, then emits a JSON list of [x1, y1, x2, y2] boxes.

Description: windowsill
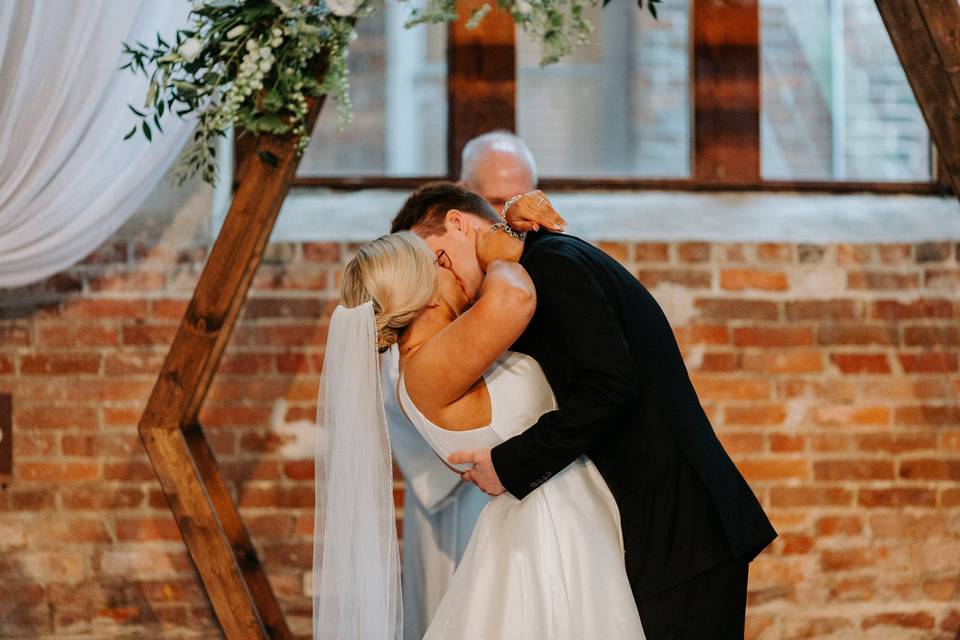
[[217, 189, 960, 244]]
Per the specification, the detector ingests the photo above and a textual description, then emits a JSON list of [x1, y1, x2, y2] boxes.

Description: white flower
[[178, 37, 203, 62], [226, 25, 247, 39], [515, 0, 533, 16], [326, 0, 364, 17]]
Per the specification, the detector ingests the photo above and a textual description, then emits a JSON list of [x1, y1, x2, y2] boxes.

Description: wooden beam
[[692, 0, 761, 183], [137, 65, 329, 638], [448, 0, 516, 178], [875, 0, 960, 198]]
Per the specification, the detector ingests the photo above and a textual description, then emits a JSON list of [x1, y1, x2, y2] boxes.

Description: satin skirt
[[422, 456, 646, 639]]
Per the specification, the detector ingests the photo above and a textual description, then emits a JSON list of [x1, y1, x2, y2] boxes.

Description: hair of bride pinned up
[[340, 231, 439, 352]]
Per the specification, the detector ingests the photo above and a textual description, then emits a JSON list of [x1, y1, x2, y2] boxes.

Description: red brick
[[238, 486, 314, 508], [898, 352, 958, 373], [677, 242, 711, 263], [0, 324, 32, 346], [736, 458, 808, 481], [2, 489, 56, 511], [835, 244, 873, 264], [922, 576, 960, 600], [786, 300, 860, 320], [742, 351, 822, 373], [816, 324, 895, 346], [830, 353, 890, 374], [284, 405, 315, 422], [87, 271, 165, 292], [820, 548, 883, 572], [104, 351, 165, 375], [816, 516, 862, 536], [690, 377, 770, 401], [302, 242, 341, 263], [770, 434, 805, 452], [780, 533, 814, 554], [61, 299, 148, 319], [924, 268, 960, 290], [756, 243, 794, 262], [37, 324, 119, 347], [696, 352, 738, 372], [65, 380, 153, 403], [858, 488, 936, 509], [121, 323, 177, 346], [246, 514, 295, 538], [869, 514, 946, 539], [103, 407, 142, 428], [695, 298, 779, 321], [829, 577, 874, 602], [674, 325, 729, 346], [149, 298, 189, 319], [634, 243, 669, 262], [16, 406, 98, 430], [59, 487, 143, 510], [41, 519, 112, 544], [276, 353, 311, 374], [720, 269, 788, 291], [878, 244, 912, 263], [220, 460, 282, 482], [813, 459, 894, 480], [900, 459, 960, 481], [232, 324, 327, 348], [597, 242, 629, 262], [872, 299, 956, 320], [811, 433, 852, 452], [733, 327, 813, 347], [217, 352, 275, 374], [21, 354, 100, 375], [862, 612, 934, 630], [856, 433, 936, 453], [198, 406, 272, 428], [242, 297, 324, 319], [717, 432, 764, 453], [283, 459, 314, 480], [846, 271, 919, 290], [636, 269, 712, 289], [18, 462, 99, 482], [903, 325, 960, 346], [104, 461, 155, 481], [725, 405, 787, 426], [811, 405, 890, 427], [915, 241, 952, 262], [17, 434, 57, 457], [116, 517, 182, 541], [239, 431, 294, 453], [860, 379, 948, 401]]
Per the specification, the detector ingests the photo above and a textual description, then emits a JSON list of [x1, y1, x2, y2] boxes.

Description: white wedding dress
[[398, 351, 646, 639]]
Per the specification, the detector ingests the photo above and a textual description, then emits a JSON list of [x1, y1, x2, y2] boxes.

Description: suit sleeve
[[490, 244, 640, 500]]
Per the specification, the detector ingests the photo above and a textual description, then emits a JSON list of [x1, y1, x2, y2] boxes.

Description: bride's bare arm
[[403, 260, 535, 408]]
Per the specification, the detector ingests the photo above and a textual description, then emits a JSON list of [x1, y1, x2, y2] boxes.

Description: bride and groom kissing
[[314, 180, 777, 638]]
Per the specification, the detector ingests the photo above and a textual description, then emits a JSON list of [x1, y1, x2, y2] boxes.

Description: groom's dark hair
[[391, 181, 500, 236]]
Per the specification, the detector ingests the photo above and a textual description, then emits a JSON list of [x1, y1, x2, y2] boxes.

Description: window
[[517, 0, 690, 178], [761, 0, 931, 181], [295, 3, 447, 177]]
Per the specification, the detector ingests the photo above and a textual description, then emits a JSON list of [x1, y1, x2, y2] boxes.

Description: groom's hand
[[448, 449, 506, 496]]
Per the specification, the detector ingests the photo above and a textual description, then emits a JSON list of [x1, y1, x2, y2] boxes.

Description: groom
[[391, 182, 777, 639]]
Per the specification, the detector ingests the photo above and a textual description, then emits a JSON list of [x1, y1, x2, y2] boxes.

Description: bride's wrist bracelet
[[491, 222, 526, 241]]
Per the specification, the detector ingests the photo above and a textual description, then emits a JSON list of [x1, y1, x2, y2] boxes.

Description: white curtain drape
[[0, 0, 195, 287]]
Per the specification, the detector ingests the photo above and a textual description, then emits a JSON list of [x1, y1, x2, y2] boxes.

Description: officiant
[[381, 130, 538, 640]]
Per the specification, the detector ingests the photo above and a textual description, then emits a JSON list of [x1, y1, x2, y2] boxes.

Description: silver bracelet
[[501, 194, 523, 219], [491, 222, 526, 241]]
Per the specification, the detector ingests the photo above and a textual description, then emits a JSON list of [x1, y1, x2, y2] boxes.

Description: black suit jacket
[[490, 230, 777, 601]]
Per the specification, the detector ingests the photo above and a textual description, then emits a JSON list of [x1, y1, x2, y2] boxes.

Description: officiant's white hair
[[461, 130, 538, 185], [341, 232, 439, 352]]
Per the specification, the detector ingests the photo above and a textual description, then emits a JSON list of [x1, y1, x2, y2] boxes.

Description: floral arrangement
[[123, 0, 661, 185]]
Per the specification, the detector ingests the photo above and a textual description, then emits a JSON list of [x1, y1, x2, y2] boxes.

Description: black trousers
[[635, 558, 749, 640]]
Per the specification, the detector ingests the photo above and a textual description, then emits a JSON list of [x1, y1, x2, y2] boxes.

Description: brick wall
[[1, 222, 958, 638]]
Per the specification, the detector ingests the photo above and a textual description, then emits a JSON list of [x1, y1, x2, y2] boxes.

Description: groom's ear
[[445, 209, 469, 234]]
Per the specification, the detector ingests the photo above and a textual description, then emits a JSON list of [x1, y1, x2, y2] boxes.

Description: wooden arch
[[137, 1, 960, 637]]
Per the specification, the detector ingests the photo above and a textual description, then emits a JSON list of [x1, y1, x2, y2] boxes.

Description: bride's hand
[[503, 190, 566, 233]]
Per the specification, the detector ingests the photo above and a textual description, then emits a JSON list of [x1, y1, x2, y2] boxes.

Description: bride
[[313, 214, 645, 638]]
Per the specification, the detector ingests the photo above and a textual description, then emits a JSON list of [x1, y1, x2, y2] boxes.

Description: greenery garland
[[123, 0, 660, 185]]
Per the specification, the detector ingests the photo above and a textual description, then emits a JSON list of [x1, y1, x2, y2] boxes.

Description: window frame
[[279, 0, 950, 195]]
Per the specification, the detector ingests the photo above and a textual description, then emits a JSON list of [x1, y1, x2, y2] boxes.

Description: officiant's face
[[421, 210, 489, 302], [464, 150, 535, 212]]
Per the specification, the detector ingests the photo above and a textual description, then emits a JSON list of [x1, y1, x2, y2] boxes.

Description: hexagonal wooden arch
[[137, 2, 960, 638]]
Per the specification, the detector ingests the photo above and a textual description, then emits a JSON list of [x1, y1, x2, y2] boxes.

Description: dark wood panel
[[0, 393, 10, 477], [876, 0, 960, 199], [692, 0, 761, 183], [447, 0, 516, 178]]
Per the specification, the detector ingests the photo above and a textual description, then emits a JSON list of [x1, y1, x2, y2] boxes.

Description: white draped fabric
[[0, 0, 195, 287]]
